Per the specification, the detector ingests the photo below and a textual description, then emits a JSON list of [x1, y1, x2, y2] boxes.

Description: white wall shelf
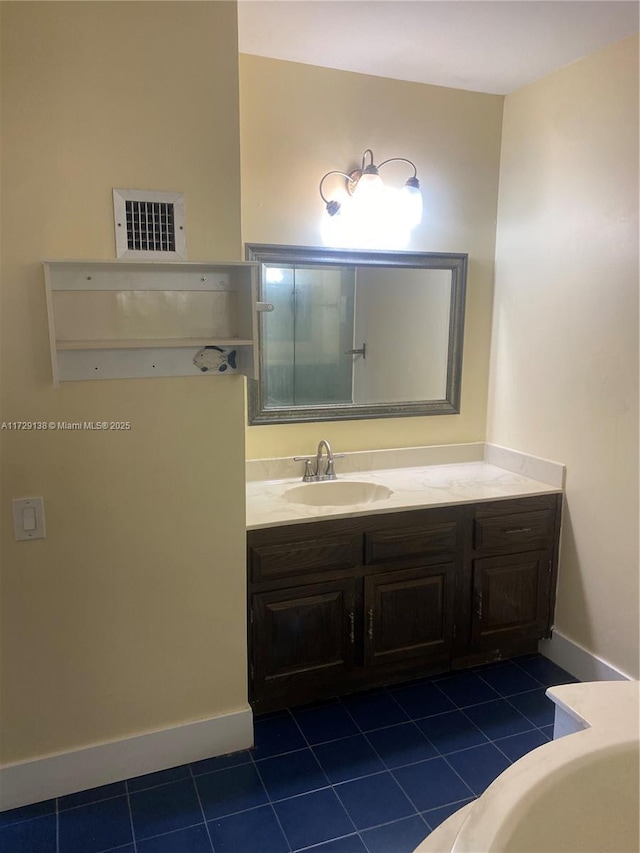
[[43, 259, 261, 384], [56, 338, 255, 351]]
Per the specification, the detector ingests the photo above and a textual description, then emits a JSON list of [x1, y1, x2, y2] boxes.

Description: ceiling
[[237, 1, 639, 95]]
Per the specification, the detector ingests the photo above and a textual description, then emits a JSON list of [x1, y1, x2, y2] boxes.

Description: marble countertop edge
[[246, 460, 563, 530]]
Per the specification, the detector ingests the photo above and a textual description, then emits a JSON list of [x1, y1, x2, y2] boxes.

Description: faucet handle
[[324, 453, 346, 479], [293, 457, 316, 481]]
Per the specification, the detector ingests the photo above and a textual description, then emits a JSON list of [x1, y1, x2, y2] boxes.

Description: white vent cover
[[113, 189, 186, 260]]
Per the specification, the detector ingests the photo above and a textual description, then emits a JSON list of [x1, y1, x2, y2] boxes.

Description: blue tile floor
[[1, 654, 578, 853]]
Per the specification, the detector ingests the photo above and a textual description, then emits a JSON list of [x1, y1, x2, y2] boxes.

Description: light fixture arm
[[377, 156, 419, 179], [319, 170, 354, 205], [360, 149, 376, 173], [318, 149, 423, 234]]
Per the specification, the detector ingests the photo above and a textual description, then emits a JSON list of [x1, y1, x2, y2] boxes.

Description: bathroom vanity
[[246, 452, 563, 713]]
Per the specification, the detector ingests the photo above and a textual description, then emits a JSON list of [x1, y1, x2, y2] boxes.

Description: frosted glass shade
[[400, 183, 423, 228]]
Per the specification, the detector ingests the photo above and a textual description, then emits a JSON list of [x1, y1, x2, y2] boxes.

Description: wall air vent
[[113, 189, 186, 260]]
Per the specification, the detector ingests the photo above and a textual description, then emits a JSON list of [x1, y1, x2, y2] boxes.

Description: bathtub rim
[[449, 680, 640, 853]]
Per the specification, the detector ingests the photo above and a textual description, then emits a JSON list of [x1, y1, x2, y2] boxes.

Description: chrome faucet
[[316, 439, 335, 480], [294, 440, 345, 482]]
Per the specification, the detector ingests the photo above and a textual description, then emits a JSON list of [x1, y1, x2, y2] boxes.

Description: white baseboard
[[0, 706, 253, 812], [539, 630, 634, 683]]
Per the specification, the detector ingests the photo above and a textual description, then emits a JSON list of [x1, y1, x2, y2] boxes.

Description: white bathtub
[[415, 681, 639, 853]]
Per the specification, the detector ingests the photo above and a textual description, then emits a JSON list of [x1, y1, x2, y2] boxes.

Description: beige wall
[[0, 2, 248, 764], [488, 35, 639, 678], [240, 55, 503, 459]]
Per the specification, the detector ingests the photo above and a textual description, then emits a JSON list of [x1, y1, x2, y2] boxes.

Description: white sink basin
[[284, 481, 394, 507]]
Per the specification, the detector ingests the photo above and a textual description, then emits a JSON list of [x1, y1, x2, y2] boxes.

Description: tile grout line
[[509, 656, 575, 688], [472, 667, 560, 733], [123, 780, 138, 853], [355, 809, 433, 851], [491, 737, 525, 766], [292, 830, 363, 853], [421, 795, 475, 823], [113, 820, 208, 849], [389, 750, 476, 817], [349, 710, 431, 821], [415, 688, 489, 803], [338, 693, 460, 827], [286, 706, 362, 841], [338, 694, 425, 830], [57, 792, 127, 813], [477, 657, 577, 738], [358, 810, 433, 853], [502, 691, 553, 731], [248, 750, 294, 853], [458, 703, 536, 742], [189, 765, 217, 853], [97, 841, 142, 853]]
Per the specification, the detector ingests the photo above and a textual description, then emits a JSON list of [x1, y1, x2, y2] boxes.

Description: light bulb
[[400, 180, 423, 228], [352, 171, 384, 203]]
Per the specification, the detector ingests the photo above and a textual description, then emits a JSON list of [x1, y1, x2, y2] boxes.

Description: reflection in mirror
[[262, 264, 355, 407], [246, 245, 467, 424]]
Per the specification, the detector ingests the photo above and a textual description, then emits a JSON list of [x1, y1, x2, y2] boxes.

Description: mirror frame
[[245, 244, 467, 425]]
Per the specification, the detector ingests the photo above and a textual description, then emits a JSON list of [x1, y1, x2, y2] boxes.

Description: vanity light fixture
[[318, 149, 423, 249]]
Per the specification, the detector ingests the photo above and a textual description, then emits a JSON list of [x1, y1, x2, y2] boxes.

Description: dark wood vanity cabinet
[[363, 562, 456, 666], [462, 495, 560, 662], [247, 493, 561, 712], [470, 552, 552, 650], [251, 578, 358, 694]]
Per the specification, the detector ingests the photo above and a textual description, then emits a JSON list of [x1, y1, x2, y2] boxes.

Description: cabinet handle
[[348, 611, 355, 644], [505, 527, 533, 535], [367, 608, 374, 640]]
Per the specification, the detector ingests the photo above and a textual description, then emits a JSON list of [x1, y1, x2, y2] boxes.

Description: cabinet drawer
[[249, 534, 362, 583], [474, 509, 555, 552], [365, 521, 458, 565]]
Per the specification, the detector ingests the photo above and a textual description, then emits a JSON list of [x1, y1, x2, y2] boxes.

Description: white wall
[[488, 35, 639, 679]]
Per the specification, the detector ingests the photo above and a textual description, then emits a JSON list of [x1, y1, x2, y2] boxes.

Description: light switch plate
[[13, 497, 46, 541]]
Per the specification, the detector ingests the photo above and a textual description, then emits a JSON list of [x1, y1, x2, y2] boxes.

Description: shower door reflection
[[262, 264, 355, 407]]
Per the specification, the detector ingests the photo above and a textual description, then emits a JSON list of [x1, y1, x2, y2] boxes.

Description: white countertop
[[246, 460, 562, 530]]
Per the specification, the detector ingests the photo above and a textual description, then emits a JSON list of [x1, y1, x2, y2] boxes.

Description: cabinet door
[[251, 579, 357, 703], [364, 564, 455, 666], [471, 551, 551, 648]]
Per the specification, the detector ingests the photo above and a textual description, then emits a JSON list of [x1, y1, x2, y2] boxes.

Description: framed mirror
[[246, 244, 467, 424]]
